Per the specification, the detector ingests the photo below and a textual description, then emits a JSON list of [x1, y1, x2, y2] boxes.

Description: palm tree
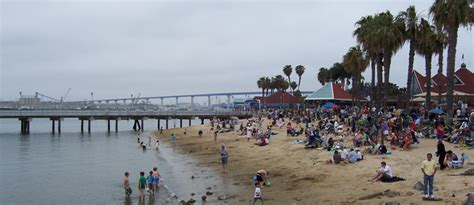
[[342, 46, 369, 103], [263, 77, 271, 96], [399, 6, 420, 98], [430, 0, 472, 121], [257, 77, 266, 97], [290, 81, 298, 93], [295, 65, 305, 90], [415, 18, 438, 110], [376, 11, 406, 106], [354, 15, 383, 105], [434, 25, 448, 105], [282, 65, 293, 91], [317, 67, 330, 85]]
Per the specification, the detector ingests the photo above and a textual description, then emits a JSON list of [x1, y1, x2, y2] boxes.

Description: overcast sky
[[1, 0, 472, 102]]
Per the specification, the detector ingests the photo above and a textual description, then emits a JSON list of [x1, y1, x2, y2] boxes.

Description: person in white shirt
[[252, 182, 263, 205], [371, 161, 393, 182]]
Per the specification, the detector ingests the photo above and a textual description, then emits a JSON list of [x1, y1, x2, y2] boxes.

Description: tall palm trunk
[[425, 54, 433, 110], [437, 48, 443, 105], [376, 53, 384, 108], [446, 26, 458, 122], [406, 39, 416, 97], [371, 58, 376, 104], [383, 52, 392, 108], [297, 77, 302, 90], [261, 88, 265, 97]]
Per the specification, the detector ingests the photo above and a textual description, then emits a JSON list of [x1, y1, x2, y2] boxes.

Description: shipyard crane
[[60, 88, 72, 103], [35, 92, 60, 102]]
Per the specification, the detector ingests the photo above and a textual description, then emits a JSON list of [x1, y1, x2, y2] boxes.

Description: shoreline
[[154, 119, 474, 205]]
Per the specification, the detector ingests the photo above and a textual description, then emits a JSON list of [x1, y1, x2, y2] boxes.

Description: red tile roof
[[255, 91, 303, 104], [414, 64, 474, 95], [332, 83, 353, 100]]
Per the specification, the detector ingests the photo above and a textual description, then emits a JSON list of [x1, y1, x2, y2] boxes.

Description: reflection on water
[[0, 119, 237, 205]]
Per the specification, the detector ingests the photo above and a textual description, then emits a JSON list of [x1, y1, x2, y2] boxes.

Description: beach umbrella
[[321, 102, 334, 109], [428, 108, 444, 115], [331, 104, 339, 109]]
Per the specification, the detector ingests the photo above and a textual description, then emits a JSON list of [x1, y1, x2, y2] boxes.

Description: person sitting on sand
[[347, 148, 359, 163], [355, 149, 363, 161], [444, 150, 463, 169], [254, 170, 268, 186], [198, 130, 203, 137], [377, 143, 388, 155], [371, 161, 392, 182]]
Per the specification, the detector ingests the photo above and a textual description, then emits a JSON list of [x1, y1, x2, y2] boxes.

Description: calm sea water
[[0, 118, 234, 205]]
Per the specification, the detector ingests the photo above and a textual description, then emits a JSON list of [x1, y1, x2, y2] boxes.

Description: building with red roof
[[305, 83, 353, 102], [255, 91, 303, 108]]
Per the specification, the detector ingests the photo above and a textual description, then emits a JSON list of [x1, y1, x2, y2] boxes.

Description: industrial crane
[[60, 88, 71, 103], [35, 92, 60, 102]]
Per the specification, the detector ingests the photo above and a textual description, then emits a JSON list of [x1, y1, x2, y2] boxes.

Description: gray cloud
[[1, 0, 472, 101]]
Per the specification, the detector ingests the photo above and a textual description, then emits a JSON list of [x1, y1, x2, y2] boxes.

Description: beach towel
[[381, 176, 405, 183]]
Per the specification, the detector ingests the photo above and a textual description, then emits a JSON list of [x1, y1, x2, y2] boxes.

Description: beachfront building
[[409, 63, 474, 106], [255, 91, 303, 109], [304, 83, 354, 107], [233, 97, 259, 111]]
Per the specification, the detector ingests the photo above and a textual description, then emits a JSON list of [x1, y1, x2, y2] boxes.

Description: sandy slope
[[154, 119, 473, 205]]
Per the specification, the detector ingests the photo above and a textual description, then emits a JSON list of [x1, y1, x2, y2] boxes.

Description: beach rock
[[178, 200, 187, 205], [206, 187, 212, 190], [201, 195, 207, 201], [293, 197, 302, 201], [206, 191, 213, 195], [465, 193, 474, 205], [406, 191, 414, 196], [385, 201, 400, 205], [191, 175, 195, 179], [462, 168, 474, 176], [359, 192, 384, 200], [409, 203, 419, 205], [217, 195, 225, 200], [190, 193, 195, 196], [383, 190, 400, 197], [233, 182, 240, 186], [187, 198, 196, 204], [413, 182, 424, 191]]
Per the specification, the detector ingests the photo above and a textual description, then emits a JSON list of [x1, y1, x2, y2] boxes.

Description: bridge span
[[68, 91, 314, 108], [0, 110, 253, 134]]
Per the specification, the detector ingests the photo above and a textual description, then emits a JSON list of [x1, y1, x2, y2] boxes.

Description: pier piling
[[180, 119, 183, 128], [115, 120, 118, 132], [189, 118, 191, 126], [52, 120, 55, 134], [81, 120, 84, 133], [107, 120, 110, 133], [58, 119, 61, 134], [88, 120, 91, 133]]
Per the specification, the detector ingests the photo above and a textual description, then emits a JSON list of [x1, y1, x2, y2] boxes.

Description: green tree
[[317, 67, 331, 85], [354, 15, 383, 105], [399, 6, 421, 97], [295, 65, 305, 90], [290, 81, 298, 93], [282, 65, 293, 91], [376, 11, 406, 106], [342, 46, 369, 103], [415, 18, 438, 110], [430, 0, 473, 121], [257, 77, 266, 97]]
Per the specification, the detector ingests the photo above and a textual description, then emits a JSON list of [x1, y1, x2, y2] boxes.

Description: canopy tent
[[321, 102, 334, 108], [305, 83, 353, 102], [410, 97, 425, 102], [413, 92, 439, 97]]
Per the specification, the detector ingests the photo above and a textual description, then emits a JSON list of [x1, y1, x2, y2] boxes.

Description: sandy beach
[[154, 119, 474, 205]]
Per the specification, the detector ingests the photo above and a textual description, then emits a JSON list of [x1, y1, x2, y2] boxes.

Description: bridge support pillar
[[201, 118, 204, 125], [115, 120, 118, 132], [191, 96, 194, 110], [58, 119, 61, 134], [20, 118, 30, 134], [165, 119, 168, 129], [88, 120, 91, 133], [52, 120, 55, 134], [227, 95, 231, 105], [208, 96, 211, 109], [160, 98, 164, 106], [81, 120, 84, 133], [179, 119, 183, 128], [175, 97, 179, 107], [189, 118, 192, 126], [107, 120, 111, 133]]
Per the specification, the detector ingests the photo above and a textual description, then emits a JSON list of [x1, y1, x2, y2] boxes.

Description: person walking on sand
[[421, 153, 437, 198], [220, 144, 228, 173], [170, 134, 176, 146], [124, 172, 132, 198], [138, 171, 146, 198], [253, 182, 263, 205], [214, 131, 218, 143], [436, 140, 446, 170]]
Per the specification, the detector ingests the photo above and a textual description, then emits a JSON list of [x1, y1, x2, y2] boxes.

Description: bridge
[[67, 91, 314, 108], [0, 110, 253, 134]]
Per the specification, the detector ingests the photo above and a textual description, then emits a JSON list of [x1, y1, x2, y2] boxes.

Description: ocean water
[[0, 118, 236, 205]]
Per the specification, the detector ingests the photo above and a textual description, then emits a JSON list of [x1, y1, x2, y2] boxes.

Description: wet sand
[[154, 119, 474, 205]]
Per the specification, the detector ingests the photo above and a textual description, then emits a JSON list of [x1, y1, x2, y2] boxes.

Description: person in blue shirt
[[347, 148, 359, 163], [146, 171, 155, 195], [220, 144, 229, 173]]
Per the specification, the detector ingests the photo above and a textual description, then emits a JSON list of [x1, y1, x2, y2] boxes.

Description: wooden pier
[[0, 110, 252, 134]]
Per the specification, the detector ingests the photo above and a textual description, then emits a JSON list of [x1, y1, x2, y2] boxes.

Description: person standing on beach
[[124, 172, 132, 198], [170, 134, 176, 146], [152, 167, 161, 190], [146, 171, 154, 195], [436, 140, 446, 170], [253, 182, 263, 205], [220, 144, 228, 173], [214, 131, 218, 143], [138, 171, 146, 198], [421, 153, 437, 198]]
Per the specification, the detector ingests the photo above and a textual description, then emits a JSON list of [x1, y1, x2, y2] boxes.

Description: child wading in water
[[123, 172, 132, 198], [253, 182, 263, 205], [146, 171, 155, 195], [138, 172, 146, 198]]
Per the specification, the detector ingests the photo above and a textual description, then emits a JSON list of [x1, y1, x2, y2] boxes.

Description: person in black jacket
[[436, 140, 446, 170]]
